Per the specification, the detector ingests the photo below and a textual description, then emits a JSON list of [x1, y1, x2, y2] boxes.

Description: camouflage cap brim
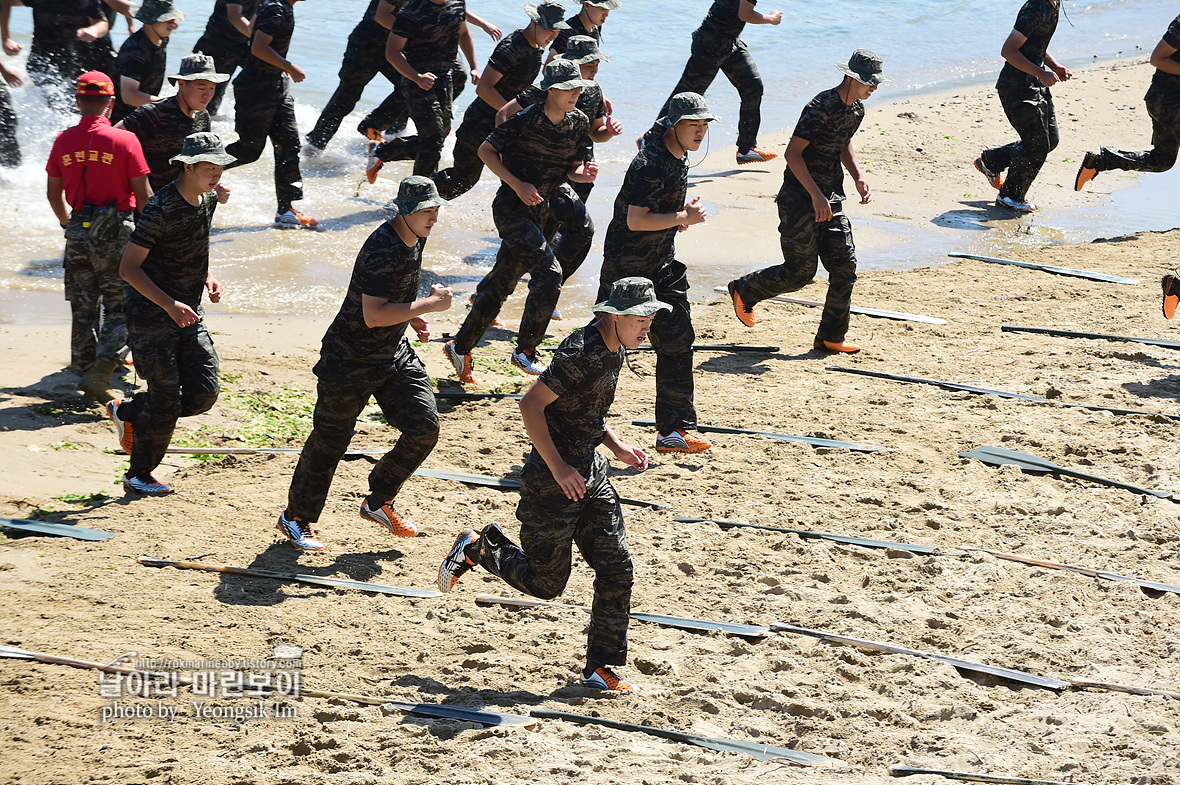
[[170, 151, 236, 166]]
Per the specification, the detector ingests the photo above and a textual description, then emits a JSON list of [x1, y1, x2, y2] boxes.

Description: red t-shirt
[[45, 116, 151, 211]]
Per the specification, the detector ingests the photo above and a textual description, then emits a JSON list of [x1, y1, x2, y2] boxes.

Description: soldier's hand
[[206, 277, 224, 303], [855, 178, 871, 204], [410, 316, 430, 342], [612, 444, 648, 472], [604, 115, 623, 136], [553, 462, 587, 501], [603, 96, 613, 115], [1037, 67, 1058, 88], [811, 192, 833, 222], [682, 195, 707, 226], [2, 67, 21, 88], [2, 38, 21, 56], [416, 71, 437, 90], [582, 161, 598, 182], [766, 9, 783, 24], [167, 301, 201, 328], [214, 183, 231, 204], [428, 283, 453, 312], [513, 181, 543, 206], [76, 28, 98, 43], [287, 63, 306, 83], [469, 68, 480, 85]]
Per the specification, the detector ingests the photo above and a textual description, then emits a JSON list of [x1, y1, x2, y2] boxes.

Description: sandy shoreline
[[2, 55, 1180, 785]]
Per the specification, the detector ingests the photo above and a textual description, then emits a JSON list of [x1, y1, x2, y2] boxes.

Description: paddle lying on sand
[[948, 253, 1139, 284], [889, 764, 1076, 785], [413, 467, 670, 510], [138, 556, 443, 598], [475, 594, 771, 639], [827, 366, 1180, 421], [963, 547, 1180, 595], [135, 447, 388, 456], [960, 446, 1176, 502], [530, 707, 843, 766], [0, 645, 536, 727], [0, 516, 115, 541], [630, 419, 882, 453], [1002, 325, 1180, 350], [769, 623, 1070, 690], [631, 344, 780, 353], [713, 286, 946, 324], [676, 516, 962, 556], [1067, 679, 1180, 699]]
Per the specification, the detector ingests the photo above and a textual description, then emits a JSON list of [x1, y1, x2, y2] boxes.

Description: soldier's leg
[[997, 84, 1056, 201], [548, 184, 594, 284], [359, 82, 408, 137], [0, 84, 19, 168], [176, 321, 220, 418], [224, 77, 279, 169], [286, 373, 374, 523], [731, 197, 822, 307], [403, 71, 454, 176], [269, 84, 304, 214], [306, 36, 385, 150], [367, 346, 440, 505], [501, 201, 561, 355], [1094, 97, 1180, 174], [27, 46, 74, 115], [647, 262, 696, 434], [92, 229, 130, 363], [62, 233, 100, 375], [432, 103, 494, 200], [573, 453, 632, 668], [720, 39, 763, 153], [125, 309, 183, 478], [645, 29, 727, 142], [815, 209, 858, 344], [453, 196, 532, 354]]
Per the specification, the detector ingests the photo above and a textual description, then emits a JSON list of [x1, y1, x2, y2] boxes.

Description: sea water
[[1, 0, 1177, 323]]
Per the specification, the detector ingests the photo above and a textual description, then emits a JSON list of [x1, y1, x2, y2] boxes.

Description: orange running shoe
[[275, 209, 319, 230], [1074, 151, 1099, 192], [736, 147, 778, 165], [579, 666, 638, 692], [105, 398, 134, 455], [813, 338, 861, 353], [360, 498, 419, 537], [974, 157, 1003, 190], [728, 280, 754, 327], [1162, 274, 1180, 320], [654, 429, 712, 454], [444, 340, 475, 384]]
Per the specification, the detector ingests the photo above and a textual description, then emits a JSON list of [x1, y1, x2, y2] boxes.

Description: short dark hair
[[77, 95, 113, 115]]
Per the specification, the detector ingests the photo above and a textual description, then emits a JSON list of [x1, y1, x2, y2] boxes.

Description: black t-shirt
[[486, 103, 591, 199], [1147, 15, 1180, 101], [25, 0, 103, 52], [779, 87, 863, 205], [319, 222, 423, 369], [549, 14, 600, 56], [119, 96, 212, 191], [201, 0, 263, 45], [392, 0, 466, 74], [997, 0, 1059, 89], [514, 81, 603, 160], [484, 29, 545, 105], [245, 0, 295, 76], [353, 0, 398, 42], [700, 0, 752, 39], [537, 325, 622, 462], [113, 30, 170, 122], [127, 183, 218, 308], [603, 138, 687, 273]]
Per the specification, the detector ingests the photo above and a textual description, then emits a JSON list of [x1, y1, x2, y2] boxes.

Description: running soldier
[[275, 176, 453, 552], [76, 0, 134, 78], [1075, 13, 1180, 192], [546, 0, 617, 61], [644, 0, 781, 166], [118, 54, 224, 190], [444, 59, 596, 381], [438, 276, 665, 694], [727, 50, 885, 355], [108, 132, 233, 496], [111, 0, 183, 123], [598, 92, 714, 455], [192, 0, 260, 116], [45, 71, 150, 400], [1, 0, 108, 113], [0, 56, 19, 168], [975, 0, 1070, 212], [224, 0, 317, 229], [431, 0, 568, 201]]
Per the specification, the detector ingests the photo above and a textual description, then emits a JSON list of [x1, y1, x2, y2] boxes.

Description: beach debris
[[948, 252, 1139, 284], [769, 623, 1070, 690], [630, 419, 882, 452], [962, 547, 1180, 595], [0, 645, 536, 727], [677, 516, 962, 556], [435, 391, 524, 401], [1002, 324, 1180, 350], [138, 556, 442, 598], [714, 286, 947, 324], [960, 446, 1176, 502], [475, 594, 771, 639], [631, 344, 780, 353], [1068, 679, 1180, 700], [0, 516, 115, 541], [529, 707, 842, 766], [827, 366, 1180, 421], [888, 764, 1076, 785], [126, 447, 387, 456], [413, 468, 669, 510]]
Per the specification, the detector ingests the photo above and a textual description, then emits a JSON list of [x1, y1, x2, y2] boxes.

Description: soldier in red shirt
[[46, 70, 151, 400]]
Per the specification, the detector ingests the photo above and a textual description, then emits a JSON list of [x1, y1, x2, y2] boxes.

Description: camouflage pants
[[1094, 94, 1180, 175], [120, 298, 220, 477], [225, 73, 303, 213], [431, 99, 496, 200], [981, 81, 1059, 202], [372, 71, 455, 176], [27, 44, 82, 115], [63, 214, 131, 374], [597, 259, 696, 434], [475, 449, 633, 667], [0, 84, 20, 168], [287, 343, 439, 523], [455, 185, 593, 355], [305, 29, 399, 150], [646, 28, 763, 151], [733, 197, 857, 343], [191, 34, 249, 117]]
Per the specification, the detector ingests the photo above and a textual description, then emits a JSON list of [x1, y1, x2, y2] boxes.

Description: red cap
[[76, 71, 115, 97]]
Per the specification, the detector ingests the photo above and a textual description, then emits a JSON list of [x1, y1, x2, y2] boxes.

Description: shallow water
[[1, 0, 1177, 326]]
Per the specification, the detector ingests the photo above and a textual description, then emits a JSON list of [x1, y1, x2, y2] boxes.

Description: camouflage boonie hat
[[169, 54, 229, 85], [656, 92, 718, 127], [585, 0, 622, 9], [539, 59, 595, 91], [525, 0, 571, 30], [170, 132, 236, 166], [835, 49, 892, 86], [592, 277, 672, 317], [384, 175, 448, 215], [562, 36, 609, 65], [134, 0, 185, 24]]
